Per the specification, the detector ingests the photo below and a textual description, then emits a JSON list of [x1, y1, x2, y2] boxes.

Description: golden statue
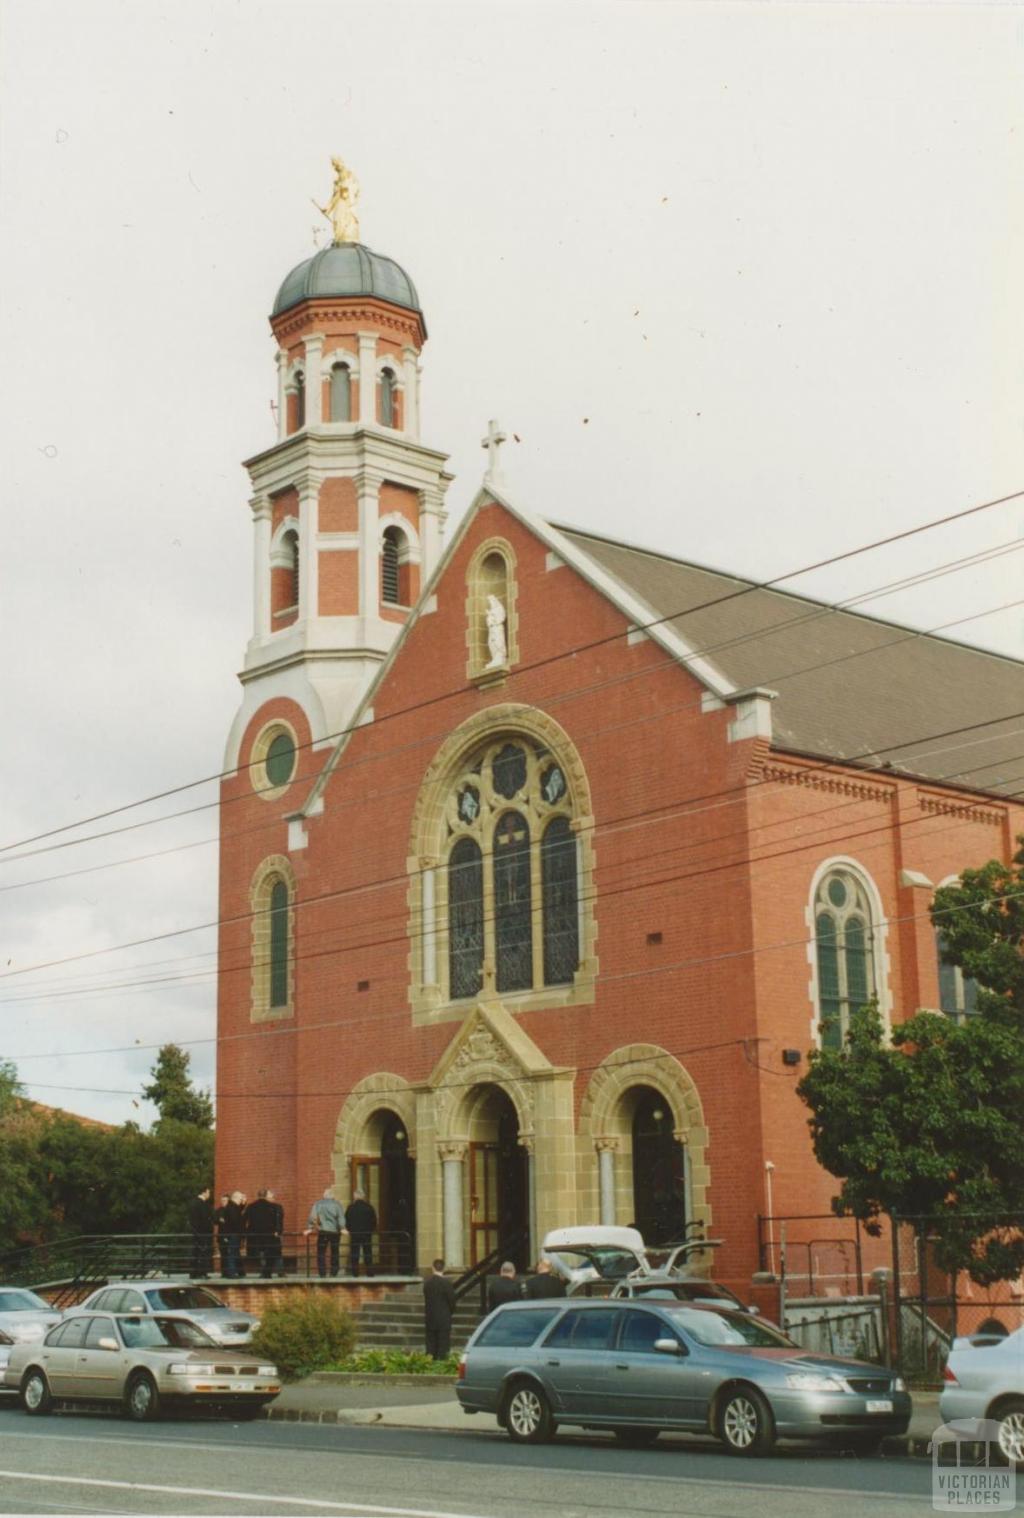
[[313, 157, 361, 245]]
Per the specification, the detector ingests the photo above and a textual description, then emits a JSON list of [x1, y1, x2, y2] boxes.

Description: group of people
[[304, 1187, 377, 1278], [187, 1187, 286, 1279], [421, 1257, 567, 1360]]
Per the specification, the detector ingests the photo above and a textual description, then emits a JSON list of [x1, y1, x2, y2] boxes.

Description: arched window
[[380, 367, 396, 427], [284, 529, 299, 609], [269, 879, 289, 1009], [542, 816, 579, 986], [935, 929, 978, 1020], [449, 838, 483, 999], [294, 370, 305, 429], [329, 362, 351, 422], [381, 527, 401, 605], [813, 867, 877, 1049], [495, 811, 532, 992], [442, 738, 579, 1001]]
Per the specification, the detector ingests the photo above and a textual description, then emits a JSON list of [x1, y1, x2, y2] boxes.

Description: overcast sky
[[1, 0, 1022, 1128]]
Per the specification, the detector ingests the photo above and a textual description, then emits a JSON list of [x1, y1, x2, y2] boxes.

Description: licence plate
[[866, 1399, 893, 1414]]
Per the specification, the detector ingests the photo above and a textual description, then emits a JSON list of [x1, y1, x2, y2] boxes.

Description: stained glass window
[[542, 816, 578, 985], [494, 811, 532, 992], [269, 879, 289, 1009], [493, 744, 526, 800], [449, 838, 483, 999], [813, 869, 877, 1047], [265, 732, 296, 789]]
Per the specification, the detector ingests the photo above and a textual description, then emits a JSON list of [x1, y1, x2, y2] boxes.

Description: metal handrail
[[452, 1229, 531, 1313]]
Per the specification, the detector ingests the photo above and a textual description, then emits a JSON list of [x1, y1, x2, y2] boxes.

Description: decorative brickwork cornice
[[760, 762, 894, 804], [272, 301, 424, 347], [918, 793, 1004, 826]]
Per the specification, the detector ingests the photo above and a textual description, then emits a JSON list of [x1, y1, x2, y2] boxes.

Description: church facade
[[214, 221, 1023, 1297]]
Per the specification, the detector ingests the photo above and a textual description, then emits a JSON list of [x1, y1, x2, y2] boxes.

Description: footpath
[[265, 1375, 943, 1457]]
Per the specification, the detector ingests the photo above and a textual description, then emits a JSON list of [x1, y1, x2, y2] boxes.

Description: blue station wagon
[[456, 1299, 911, 1455]]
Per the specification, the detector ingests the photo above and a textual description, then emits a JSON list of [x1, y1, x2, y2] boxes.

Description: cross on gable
[[480, 418, 507, 484]]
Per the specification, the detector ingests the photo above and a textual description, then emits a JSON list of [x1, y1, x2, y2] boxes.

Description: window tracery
[[813, 866, 878, 1049]]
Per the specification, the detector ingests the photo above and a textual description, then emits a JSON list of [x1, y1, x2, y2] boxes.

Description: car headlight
[[785, 1372, 850, 1393], [169, 1363, 217, 1376], [258, 1365, 277, 1377], [893, 1376, 906, 1392]]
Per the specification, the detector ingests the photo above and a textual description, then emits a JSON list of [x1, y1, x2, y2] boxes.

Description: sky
[[1, 0, 1022, 1128]]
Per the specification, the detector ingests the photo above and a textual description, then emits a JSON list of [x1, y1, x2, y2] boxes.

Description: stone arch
[[332, 1072, 417, 1172], [434, 1066, 534, 1147], [577, 1043, 711, 1243], [406, 704, 598, 1023]]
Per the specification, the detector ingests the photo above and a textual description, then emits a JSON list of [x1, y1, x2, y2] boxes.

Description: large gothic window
[[813, 867, 878, 1049], [441, 737, 580, 1000], [269, 880, 289, 1009], [250, 856, 296, 1022]]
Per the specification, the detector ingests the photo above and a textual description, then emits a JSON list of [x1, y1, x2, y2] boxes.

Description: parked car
[[941, 1326, 1024, 1464], [74, 1282, 258, 1346], [5, 1311, 280, 1421], [611, 1277, 756, 1314], [0, 1328, 15, 1387], [0, 1288, 61, 1343], [456, 1298, 911, 1455]]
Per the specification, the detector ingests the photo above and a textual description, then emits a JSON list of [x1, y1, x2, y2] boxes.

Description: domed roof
[[272, 243, 421, 318]]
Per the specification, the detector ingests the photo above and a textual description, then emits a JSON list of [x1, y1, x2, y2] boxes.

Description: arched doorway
[[629, 1086, 686, 1245], [349, 1108, 416, 1271], [467, 1084, 529, 1268]]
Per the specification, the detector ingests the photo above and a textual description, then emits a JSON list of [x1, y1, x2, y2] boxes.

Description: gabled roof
[[557, 524, 1023, 795]]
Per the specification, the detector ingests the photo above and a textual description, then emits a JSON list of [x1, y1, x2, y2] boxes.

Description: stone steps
[[354, 1296, 482, 1350]]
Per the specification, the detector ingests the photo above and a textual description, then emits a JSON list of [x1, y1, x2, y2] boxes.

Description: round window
[[827, 876, 848, 909], [265, 731, 296, 789]]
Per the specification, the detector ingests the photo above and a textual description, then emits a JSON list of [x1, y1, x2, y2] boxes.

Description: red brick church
[[214, 186, 1023, 1298]]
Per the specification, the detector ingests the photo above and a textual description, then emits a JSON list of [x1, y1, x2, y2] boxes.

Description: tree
[[0, 1062, 50, 1253], [797, 842, 1024, 1284], [142, 1045, 213, 1129]]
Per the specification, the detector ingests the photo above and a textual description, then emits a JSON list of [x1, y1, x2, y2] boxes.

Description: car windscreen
[[549, 1248, 637, 1280], [118, 1316, 217, 1349], [475, 1309, 561, 1348], [144, 1287, 222, 1311], [0, 1290, 50, 1312], [663, 1306, 796, 1349]]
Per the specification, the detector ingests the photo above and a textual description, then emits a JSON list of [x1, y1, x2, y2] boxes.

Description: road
[[0, 1401, 938, 1518]]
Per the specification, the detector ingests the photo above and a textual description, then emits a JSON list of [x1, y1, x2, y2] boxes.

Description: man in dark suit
[[523, 1258, 567, 1299], [187, 1187, 214, 1278], [345, 1189, 377, 1277], [423, 1259, 456, 1359], [244, 1189, 279, 1278], [267, 1189, 285, 1276], [486, 1261, 521, 1313]]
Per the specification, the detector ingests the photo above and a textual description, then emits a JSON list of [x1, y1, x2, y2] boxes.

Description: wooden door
[[469, 1142, 500, 1264]]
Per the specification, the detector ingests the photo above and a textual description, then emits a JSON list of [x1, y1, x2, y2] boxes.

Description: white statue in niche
[[484, 594, 508, 669]]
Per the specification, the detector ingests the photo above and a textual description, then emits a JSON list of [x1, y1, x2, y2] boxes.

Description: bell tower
[[224, 161, 452, 769]]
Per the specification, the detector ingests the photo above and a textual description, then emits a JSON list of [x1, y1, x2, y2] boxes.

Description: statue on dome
[[484, 595, 508, 669], [314, 157, 361, 245]]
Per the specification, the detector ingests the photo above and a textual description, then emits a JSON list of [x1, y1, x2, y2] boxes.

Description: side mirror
[[97, 1337, 119, 1351], [653, 1338, 683, 1356]]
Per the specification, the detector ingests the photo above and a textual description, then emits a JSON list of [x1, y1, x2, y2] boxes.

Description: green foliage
[[249, 1293, 358, 1380], [142, 1045, 213, 1129], [797, 841, 1024, 1285], [328, 1347, 459, 1376]]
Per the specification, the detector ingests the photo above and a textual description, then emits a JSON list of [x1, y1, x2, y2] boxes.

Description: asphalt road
[[0, 1400, 940, 1518]]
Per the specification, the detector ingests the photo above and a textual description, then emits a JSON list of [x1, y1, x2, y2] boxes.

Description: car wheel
[[718, 1387, 775, 1457], [992, 1399, 1024, 1466], [613, 1426, 660, 1447], [504, 1381, 555, 1444], [125, 1371, 161, 1422], [21, 1369, 52, 1416]]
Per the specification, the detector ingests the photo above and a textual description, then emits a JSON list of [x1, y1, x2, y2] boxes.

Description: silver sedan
[[75, 1281, 258, 1346], [5, 1311, 280, 1421], [457, 1299, 911, 1455], [0, 1288, 61, 1345], [941, 1327, 1024, 1464]]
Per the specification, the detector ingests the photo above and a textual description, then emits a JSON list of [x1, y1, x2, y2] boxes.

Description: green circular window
[[827, 876, 848, 909], [265, 732, 297, 789]]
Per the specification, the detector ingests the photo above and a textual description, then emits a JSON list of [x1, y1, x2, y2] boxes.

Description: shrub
[[249, 1292, 357, 1380], [328, 1347, 459, 1376]]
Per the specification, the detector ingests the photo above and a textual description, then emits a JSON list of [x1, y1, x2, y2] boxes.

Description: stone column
[[438, 1142, 467, 1269], [422, 865, 437, 986], [276, 352, 289, 441], [519, 1134, 536, 1263], [251, 496, 272, 639], [304, 335, 323, 427], [357, 332, 377, 424], [297, 475, 320, 622], [418, 485, 448, 582], [357, 472, 381, 620], [596, 1138, 619, 1227], [402, 346, 419, 439]]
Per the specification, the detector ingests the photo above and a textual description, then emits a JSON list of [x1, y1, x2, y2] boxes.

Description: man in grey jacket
[[304, 1188, 346, 1277]]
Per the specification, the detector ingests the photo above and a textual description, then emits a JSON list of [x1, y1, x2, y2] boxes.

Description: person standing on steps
[[345, 1188, 377, 1277], [304, 1187, 346, 1277], [423, 1258, 457, 1360], [213, 1193, 232, 1277], [486, 1260, 521, 1313]]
